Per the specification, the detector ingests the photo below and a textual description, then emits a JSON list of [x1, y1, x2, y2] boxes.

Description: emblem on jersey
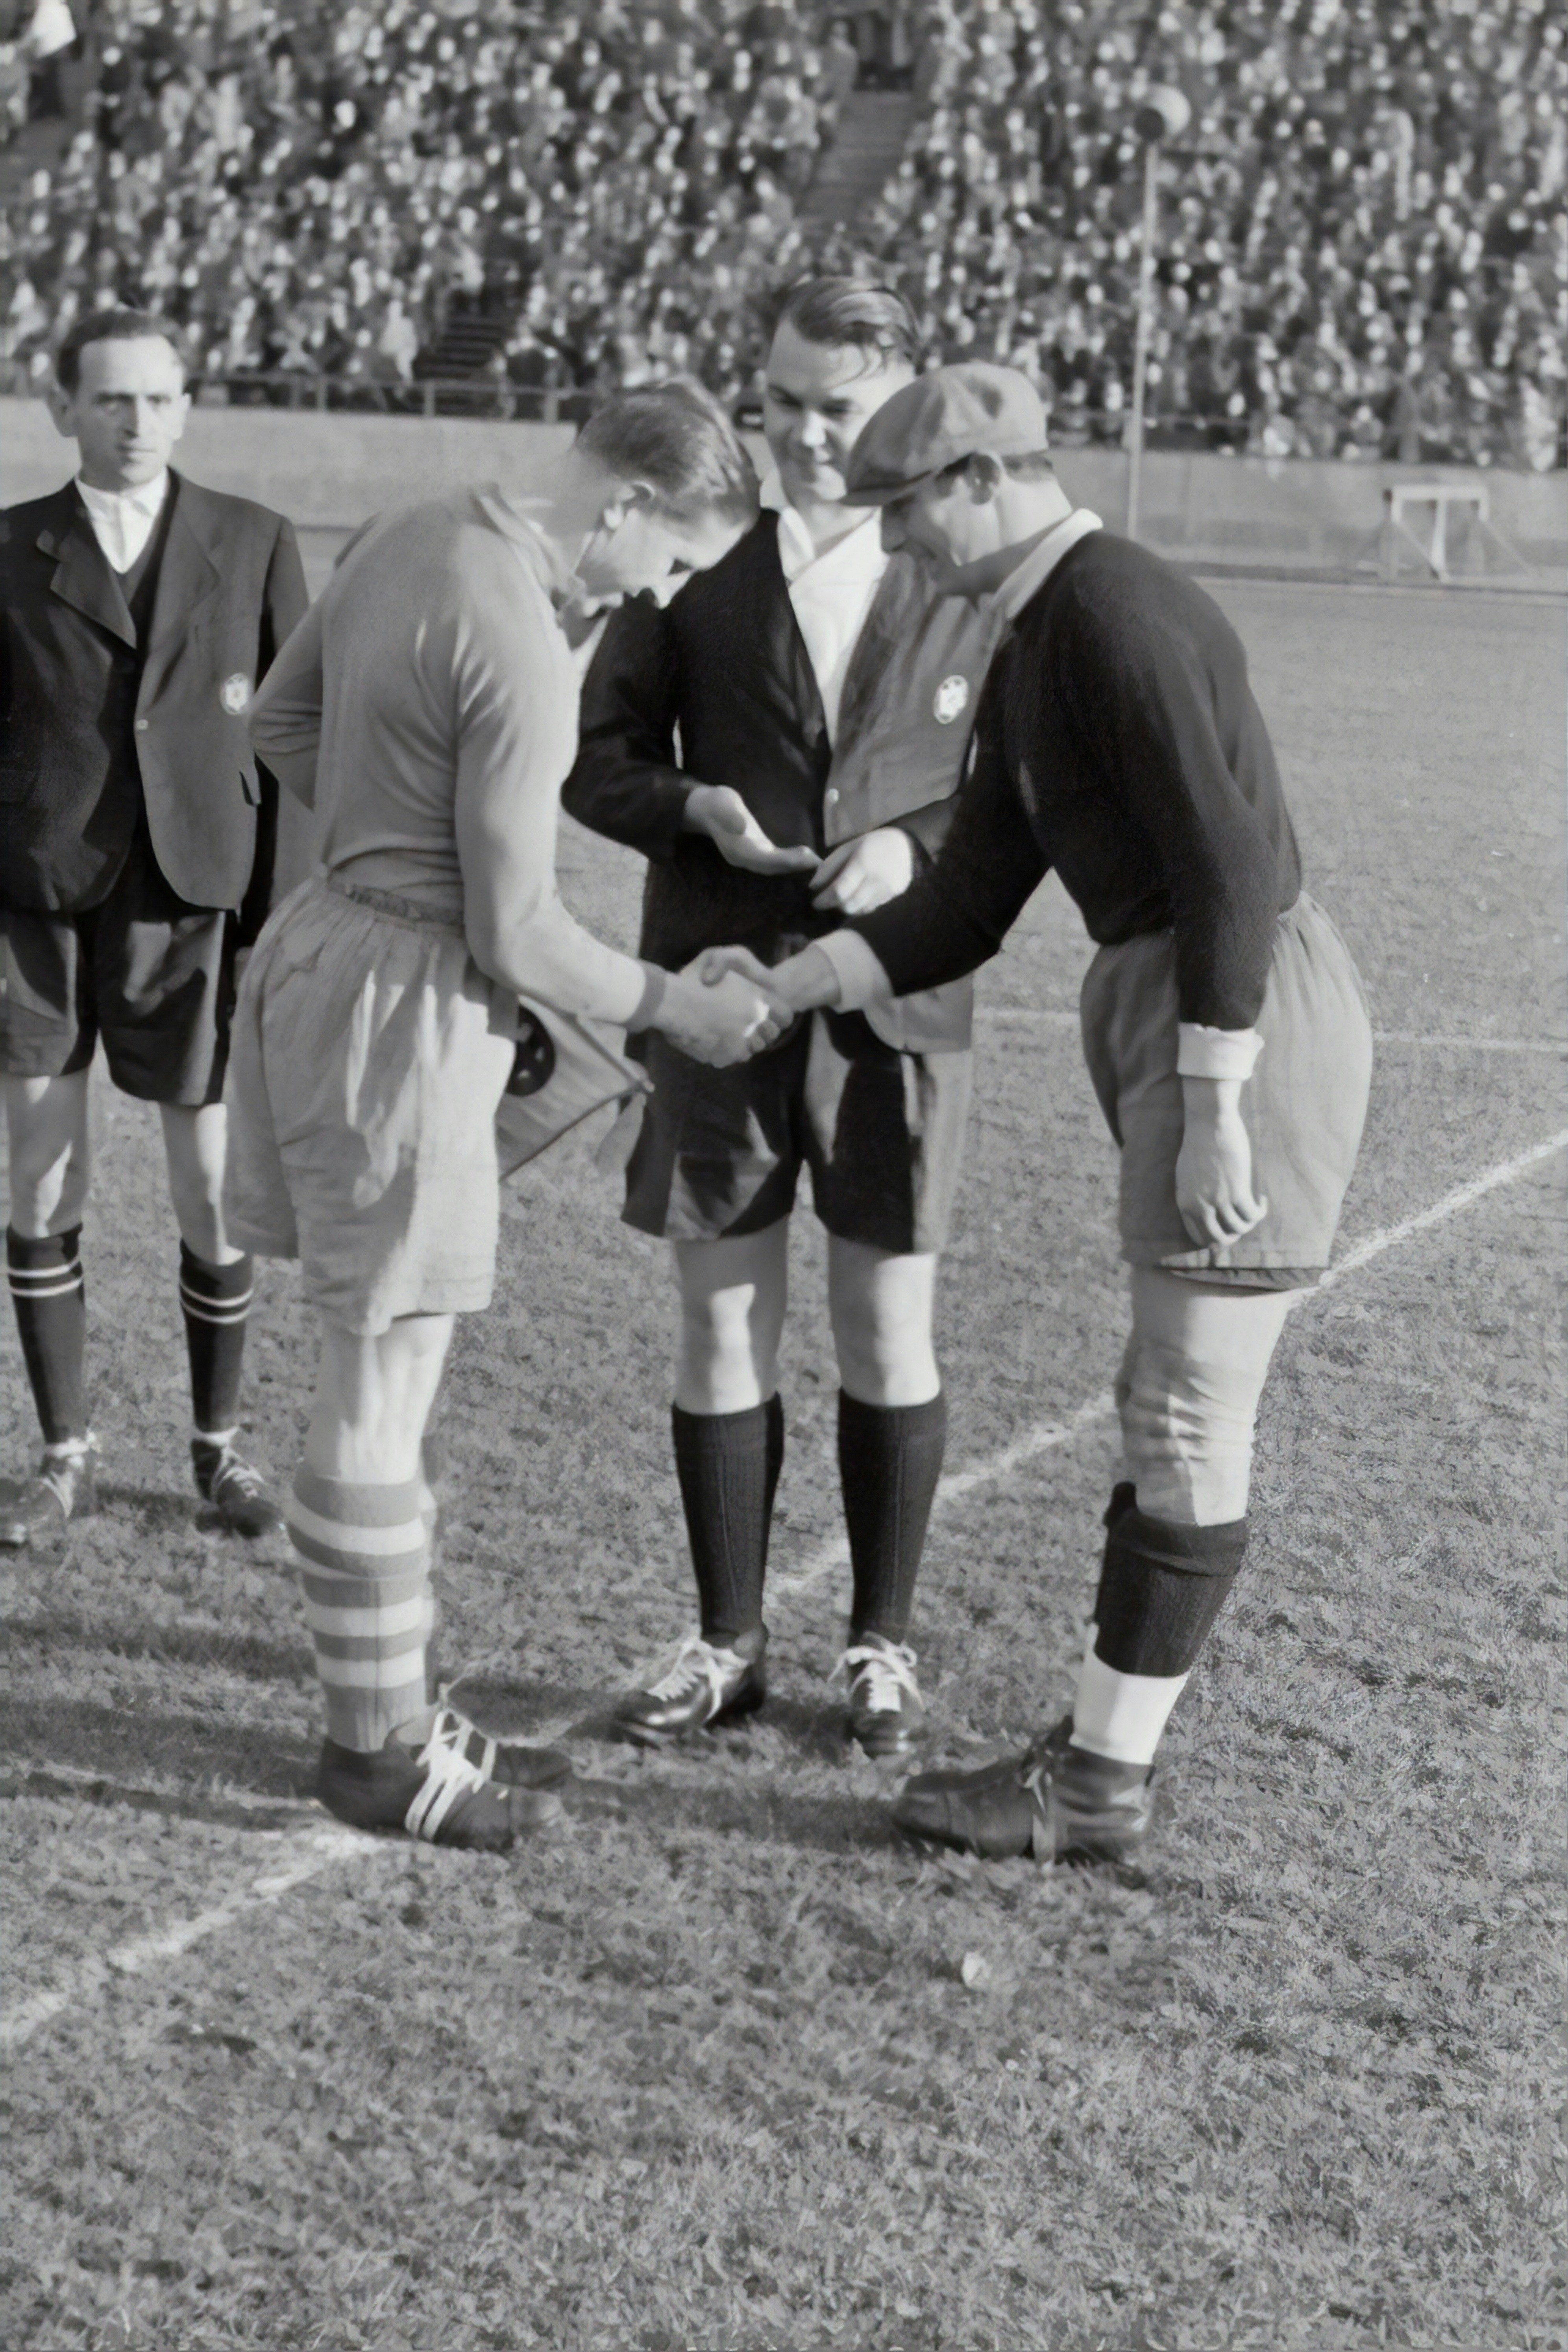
[[220, 672, 252, 715], [932, 674, 970, 725]]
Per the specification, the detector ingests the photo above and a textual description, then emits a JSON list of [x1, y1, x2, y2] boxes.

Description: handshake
[[648, 943, 842, 1069], [640, 784, 915, 1066]]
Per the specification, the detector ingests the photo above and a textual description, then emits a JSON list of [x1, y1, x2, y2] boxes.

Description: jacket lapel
[[39, 492, 137, 648], [141, 475, 221, 703], [755, 515, 827, 743]]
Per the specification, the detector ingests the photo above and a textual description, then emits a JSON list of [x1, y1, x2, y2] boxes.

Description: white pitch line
[[0, 1824, 375, 2054], [5, 1130, 1564, 2045], [1316, 1128, 1567, 1289], [771, 1127, 1568, 1608]]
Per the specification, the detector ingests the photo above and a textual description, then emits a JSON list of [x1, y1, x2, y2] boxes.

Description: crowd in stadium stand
[[0, 0, 1562, 467], [867, 0, 1565, 469]]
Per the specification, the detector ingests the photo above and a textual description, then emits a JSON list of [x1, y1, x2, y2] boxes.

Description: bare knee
[[828, 1239, 939, 1407], [306, 1314, 455, 1485], [5, 1078, 90, 1235], [673, 1228, 788, 1415], [160, 1103, 237, 1261]]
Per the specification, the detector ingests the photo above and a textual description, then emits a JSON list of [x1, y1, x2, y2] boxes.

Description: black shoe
[[893, 1719, 1154, 1864], [839, 1634, 926, 1759], [613, 1627, 767, 1746], [192, 1440, 287, 1540], [318, 1707, 568, 1849], [0, 1439, 96, 1550]]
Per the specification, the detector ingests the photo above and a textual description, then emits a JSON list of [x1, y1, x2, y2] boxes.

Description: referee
[[566, 281, 1007, 1759]]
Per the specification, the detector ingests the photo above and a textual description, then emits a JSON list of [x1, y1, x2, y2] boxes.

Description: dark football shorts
[[624, 1007, 972, 1257], [0, 825, 238, 1108]]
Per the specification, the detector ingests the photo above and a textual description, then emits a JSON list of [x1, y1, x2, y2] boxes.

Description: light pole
[[1124, 84, 1190, 543]]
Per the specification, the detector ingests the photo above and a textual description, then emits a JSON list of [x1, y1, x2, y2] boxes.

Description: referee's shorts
[[0, 824, 238, 1108], [1080, 892, 1372, 1290], [625, 1009, 971, 1258]]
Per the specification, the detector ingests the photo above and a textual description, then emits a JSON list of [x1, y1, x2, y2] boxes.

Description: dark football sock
[[180, 1244, 255, 1438], [839, 1387, 947, 1643], [1091, 1490, 1249, 1679], [671, 1396, 783, 1646], [7, 1226, 87, 1446]]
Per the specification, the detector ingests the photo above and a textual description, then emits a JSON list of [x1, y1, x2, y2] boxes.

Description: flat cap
[[844, 363, 1049, 505]]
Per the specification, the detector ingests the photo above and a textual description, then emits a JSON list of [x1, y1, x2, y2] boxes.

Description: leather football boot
[[840, 1634, 926, 1759], [318, 1707, 569, 1849], [613, 1627, 767, 1746], [192, 1440, 287, 1540], [0, 1439, 97, 1550], [893, 1718, 1154, 1864]]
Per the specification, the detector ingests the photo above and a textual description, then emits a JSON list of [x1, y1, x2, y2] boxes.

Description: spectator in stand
[[0, 0, 1561, 465]]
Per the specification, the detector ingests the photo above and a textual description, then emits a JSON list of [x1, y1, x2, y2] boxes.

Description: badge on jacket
[[220, 673, 252, 715], [932, 675, 969, 725]]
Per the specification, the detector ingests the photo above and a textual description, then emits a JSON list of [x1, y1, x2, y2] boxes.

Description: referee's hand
[[810, 827, 914, 915], [682, 785, 821, 877]]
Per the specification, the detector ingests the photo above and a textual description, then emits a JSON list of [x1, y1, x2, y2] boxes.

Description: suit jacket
[[0, 473, 308, 924], [564, 513, 1006, 1052]]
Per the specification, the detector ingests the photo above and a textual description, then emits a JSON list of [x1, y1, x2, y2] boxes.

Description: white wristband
[[1176, 1023, 1263, 1082]]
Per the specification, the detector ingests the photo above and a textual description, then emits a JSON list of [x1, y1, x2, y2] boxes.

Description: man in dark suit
[[565, 279, 1008, 1758], [0, 305, 308, 1546]]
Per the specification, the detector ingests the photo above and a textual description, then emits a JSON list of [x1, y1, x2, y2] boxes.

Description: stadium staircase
[[798, 90, 916, 228], [414, 299, 512, 388]]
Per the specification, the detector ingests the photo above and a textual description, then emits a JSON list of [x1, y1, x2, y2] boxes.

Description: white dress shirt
[[761, 468, 888, 745], [76, 470, 171, 573]]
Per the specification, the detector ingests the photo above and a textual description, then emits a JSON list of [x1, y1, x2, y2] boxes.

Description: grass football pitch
[[2, 580, 1564, 2352]]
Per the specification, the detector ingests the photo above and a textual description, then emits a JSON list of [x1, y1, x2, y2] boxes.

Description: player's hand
[[658, 962, 790, 1068], [699, 943, 842, 1015], [1175, 1078, 1269, 1250], [682, 785, 821, 878], [810, 827, 914, 915]]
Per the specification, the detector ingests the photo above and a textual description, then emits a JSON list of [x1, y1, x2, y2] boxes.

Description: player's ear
[[965, 453, 1005, 502], [44, 378, 76, 440]]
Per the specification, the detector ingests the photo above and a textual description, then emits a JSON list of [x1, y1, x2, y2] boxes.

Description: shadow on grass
[[0, 1690, 904, 1858], [4, 1608, 313, 1685], [449, 1675, 858, 1766], [566, 1769, 908, 1860], [0, 1695, 316, 1819]]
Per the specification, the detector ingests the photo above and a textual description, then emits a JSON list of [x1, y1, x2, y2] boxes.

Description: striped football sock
[[7, 1225, 87, 1446], [180, 1244, 254, 1440], [287, 1466, 435, 1752]]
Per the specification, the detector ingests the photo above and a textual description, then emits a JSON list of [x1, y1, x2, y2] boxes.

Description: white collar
[[759, 467, 885, 586], [76, 470, 170, 521], [982, 507, 1103, 623]]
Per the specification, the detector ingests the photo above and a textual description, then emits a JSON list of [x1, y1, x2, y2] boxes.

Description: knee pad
[[1117, 1331, 1264, 1524]]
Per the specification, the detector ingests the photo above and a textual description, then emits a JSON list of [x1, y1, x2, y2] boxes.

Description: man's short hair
[[56, 307, 188, 393], [762, 276, 921, 370], [578, 380, 759, 525]]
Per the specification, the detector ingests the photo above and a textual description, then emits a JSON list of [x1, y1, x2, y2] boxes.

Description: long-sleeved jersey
[[854, 529, 1302, 1033]]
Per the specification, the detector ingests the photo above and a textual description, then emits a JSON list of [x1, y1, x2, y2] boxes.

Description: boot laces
[[39, 1433, 95, 1509], [839, 1638, 920, 1714], [403, 1705, 500, 1840], [644, 1631, 744, 1709]]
